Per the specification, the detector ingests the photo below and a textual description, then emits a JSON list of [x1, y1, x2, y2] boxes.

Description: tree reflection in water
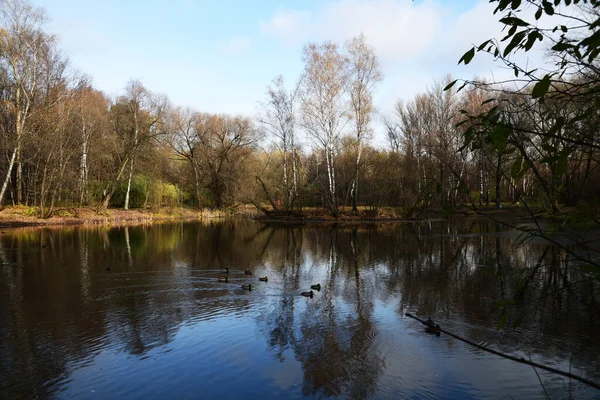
[[0, 219, 598, 399]]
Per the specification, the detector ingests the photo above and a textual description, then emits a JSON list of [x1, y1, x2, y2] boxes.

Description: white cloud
[[316, 0, 440, 62], [260, 0, 440, 63], [259, 9, 312, 44], [217, 36, 252, 55]]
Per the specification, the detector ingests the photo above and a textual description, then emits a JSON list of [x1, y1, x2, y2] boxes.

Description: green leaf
[[503, 30, 527, 57], [552, 42, 574, 52], [444, 79, 458, 91], [491, 124, 509, 152], [524, 31, 539, 51], [457, 80, 469, 92], [543, 1, 554, 15], [500, 16, 529, 27], [588, 47, 600, 64], [503, 24, 518, 41], [535, 6, 542, 20], [512, 0, 522, 9], [478, 39, 492, 51], [497, 0, 513, 11], [531, 75, 551, 99], [459, 47, 475, 65], [580, 30, 600, 52]]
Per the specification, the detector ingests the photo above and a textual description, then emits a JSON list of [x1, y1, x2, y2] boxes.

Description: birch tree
[[0, 0, 55, 205], [345, 33, 382, 213], [258, 75, 300, 209], [71, 84, 109, 207], [299, 41, 349, 216]]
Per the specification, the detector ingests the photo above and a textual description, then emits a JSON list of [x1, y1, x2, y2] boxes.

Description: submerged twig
[[405, 313, 600, 391]]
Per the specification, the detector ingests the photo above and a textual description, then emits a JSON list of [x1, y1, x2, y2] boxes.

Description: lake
[[0, 219, 599, 399]]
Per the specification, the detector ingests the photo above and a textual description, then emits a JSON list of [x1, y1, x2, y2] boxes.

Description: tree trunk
[[325, 145, 337, 216], [479, 154, 484, 207], [192, 162, 202, 209], [100, 154, 132, 212], [124, 156, 134, 210], [495, 153, 502, 208], [283, 143, 289, 209], [291, 146, 298, 208], [351, 143, 362, 213], [0, 146, 19, 206], [16, 147, 22, 205], [79, 131, 89, 208]]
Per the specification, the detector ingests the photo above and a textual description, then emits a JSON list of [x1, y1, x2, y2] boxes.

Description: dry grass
[[0, 205, 247, 228]]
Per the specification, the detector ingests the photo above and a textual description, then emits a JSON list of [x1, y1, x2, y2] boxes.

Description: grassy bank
[[0, 205, 260, 228], [0, 203, 586, 228]]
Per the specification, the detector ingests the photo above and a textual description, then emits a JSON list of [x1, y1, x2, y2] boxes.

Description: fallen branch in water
[[405, 313, 600, 391]]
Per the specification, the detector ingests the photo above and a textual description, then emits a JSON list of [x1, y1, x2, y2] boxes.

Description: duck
[[241, 284, 252, 291], [217, 276, 228, 282], [425, 324, 441, 336], [258, 276, 268, 282], [310, 283, 321, 291], [244, 270, 253, 276], [301, 290, 314, 298]]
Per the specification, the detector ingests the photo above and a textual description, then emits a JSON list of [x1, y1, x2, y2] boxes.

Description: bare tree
[[299, 41, 349, 215], [101, 80, 168, 212], [168, 107, 204, 208], [0, 0, 55, 205], [197, 114, 258, 208], [71, 83, 109, 208], [345, 33, 382, 213], [258, 75, 300, 209]]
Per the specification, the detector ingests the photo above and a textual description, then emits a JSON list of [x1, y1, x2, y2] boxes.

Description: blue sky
[[36, 0, 546, 144]]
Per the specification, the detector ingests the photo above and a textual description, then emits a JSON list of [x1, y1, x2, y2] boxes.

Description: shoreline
[[252, 205, 560, 225], [0, 204, 583, 229], [0, 206, 250, 229]]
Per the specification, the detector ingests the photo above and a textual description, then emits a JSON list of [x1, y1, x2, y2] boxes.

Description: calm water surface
[[0, 219, 599, 399]]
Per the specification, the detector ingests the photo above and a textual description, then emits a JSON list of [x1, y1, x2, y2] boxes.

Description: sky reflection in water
[[0, 219, 598, 399]]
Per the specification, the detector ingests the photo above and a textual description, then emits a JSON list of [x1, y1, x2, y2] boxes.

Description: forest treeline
[[0, 0, 598, 218]]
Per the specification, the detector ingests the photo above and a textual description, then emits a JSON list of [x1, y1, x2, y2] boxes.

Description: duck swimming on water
[[258, 276, 268, 282], [425, 324, 441, 336], [244, 270, 253, 276], [301, 290, 314, 298], [241, 284, 252, 291], [310, 284, 321, 291]]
